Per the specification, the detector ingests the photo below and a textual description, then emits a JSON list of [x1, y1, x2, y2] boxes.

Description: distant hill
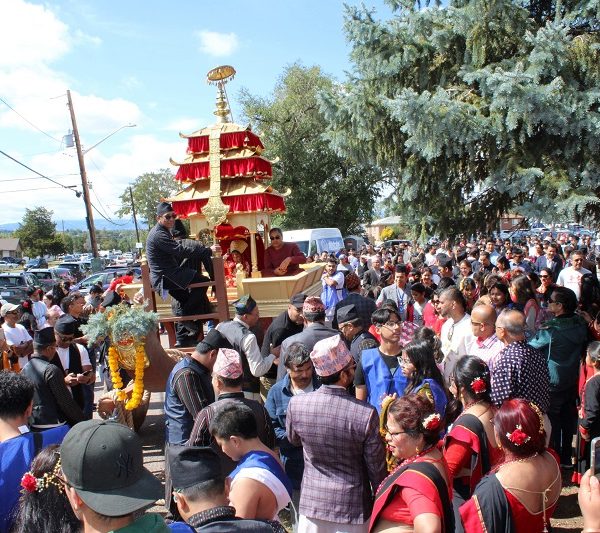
[[0, 219, 139, 232]]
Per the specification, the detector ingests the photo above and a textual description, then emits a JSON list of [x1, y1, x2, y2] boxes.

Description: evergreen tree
[[320, 0, 600, 236], [239, 64, 383, 235], [15, 208, 65, 256]]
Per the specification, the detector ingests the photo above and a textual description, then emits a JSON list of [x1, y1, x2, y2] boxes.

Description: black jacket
[[146, 223, 212, 292]]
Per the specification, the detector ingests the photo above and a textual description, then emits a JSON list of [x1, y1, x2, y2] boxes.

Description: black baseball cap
[[168, 446, 222, 490], [290, 293, 307, 309], [336, 304, 359, 325], [61, 420, 162, 516]]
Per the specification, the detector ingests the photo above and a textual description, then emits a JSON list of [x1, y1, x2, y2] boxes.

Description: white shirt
[[465, 333, 505, 371], [32, 300, 47, 329], [412, 300, 426, 327], [217, 317, 275, 378], [56, 343, 91, 373], [2, 323, 32, 369], [556, 266, 591, 301], [440, 313, 471, 382]]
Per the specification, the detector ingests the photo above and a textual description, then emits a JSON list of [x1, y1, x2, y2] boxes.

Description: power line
[[0, 149, 80, 195], [0, 173, 78, 183], [0, 96, 64, 143], [2, 185, 73, 194], [90, 202, 129, 226]]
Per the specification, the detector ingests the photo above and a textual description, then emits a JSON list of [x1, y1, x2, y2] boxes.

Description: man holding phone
[[53, 315, 95, 419]]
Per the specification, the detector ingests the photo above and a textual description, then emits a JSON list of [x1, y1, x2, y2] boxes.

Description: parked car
[[27, 268, 76, 292], [72, 268, 139, 295], [103, 265, 142, 277], [3, 257, 25, 265], [57, 262, 89, 282], [0, 260, 19, 270], [24, 257, 48, 270], [379, 239, 411, 250], [0, 272, 39, 304]]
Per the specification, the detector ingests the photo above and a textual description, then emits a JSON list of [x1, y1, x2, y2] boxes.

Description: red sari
[[459, 449, 561, 533], [369, 456, 453, 532], [444, 412, 503, 499]]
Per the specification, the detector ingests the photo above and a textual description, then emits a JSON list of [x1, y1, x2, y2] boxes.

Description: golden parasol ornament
[[202, 66, 236, 230]]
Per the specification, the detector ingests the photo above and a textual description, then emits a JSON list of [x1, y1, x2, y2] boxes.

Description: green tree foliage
[[116, 169, 179, 229], [238, 64, 383, 235], [15, 207, 65, 256], [320, 0, 600, 236]]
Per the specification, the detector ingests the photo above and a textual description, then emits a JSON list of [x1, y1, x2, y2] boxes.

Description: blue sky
[[0, 0, 393, 226]]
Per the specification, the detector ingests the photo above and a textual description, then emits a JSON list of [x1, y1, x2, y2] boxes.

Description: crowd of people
[[4, 211, 600, 532]]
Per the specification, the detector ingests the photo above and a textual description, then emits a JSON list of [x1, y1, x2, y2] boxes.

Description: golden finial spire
[[207, 65, 236, 124]]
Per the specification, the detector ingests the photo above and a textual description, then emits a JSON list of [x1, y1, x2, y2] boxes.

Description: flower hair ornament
[[20, 459, 63, 494], [470, 377, 487, 394], [422, 413, 442, 431], [506, 425, 531, 446]]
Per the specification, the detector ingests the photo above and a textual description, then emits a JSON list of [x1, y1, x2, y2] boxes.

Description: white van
[[283, 228, 344, 257]]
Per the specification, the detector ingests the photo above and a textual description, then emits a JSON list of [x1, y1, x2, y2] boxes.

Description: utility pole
[[129, 186, 140, 243], [67, 90, 98, 258]]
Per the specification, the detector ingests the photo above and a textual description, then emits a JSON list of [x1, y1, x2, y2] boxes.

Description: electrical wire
[[0, 149, 80, 195], [2, 185, 73, 194], [0, 96, 64, 143], [0, 173, 79, 183], [90, 202, 129, 226], [87, 155, 126, 223]]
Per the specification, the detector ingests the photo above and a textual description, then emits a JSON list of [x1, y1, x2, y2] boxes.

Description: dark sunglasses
[[270, 235, 281, 240], [163, 214, 177, 220]]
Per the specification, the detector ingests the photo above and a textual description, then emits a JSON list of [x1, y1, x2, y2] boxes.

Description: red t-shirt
[[108, 275, 134, 292]]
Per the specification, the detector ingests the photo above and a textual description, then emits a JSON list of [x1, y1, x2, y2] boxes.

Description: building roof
[[0, 238, 20, 251], [368, 216, 403, 227]]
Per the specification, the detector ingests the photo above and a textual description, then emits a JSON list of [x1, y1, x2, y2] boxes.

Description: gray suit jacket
[[286, 386, 386, 524], [276, 324, 338, 380]]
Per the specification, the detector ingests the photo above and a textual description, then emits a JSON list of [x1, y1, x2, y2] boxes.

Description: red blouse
[[377, 457, 451, 526], [445, 421, 503, 494]]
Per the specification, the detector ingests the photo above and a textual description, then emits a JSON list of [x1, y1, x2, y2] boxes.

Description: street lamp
[[66, 89, 137, 259], [83, 123, 137, 155]]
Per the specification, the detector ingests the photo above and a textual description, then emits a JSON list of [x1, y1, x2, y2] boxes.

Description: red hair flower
[[422, 413, 441, 431], [506, 424, 531, 446], [21, 472, 38, 493], [471, 377, 487, 394]]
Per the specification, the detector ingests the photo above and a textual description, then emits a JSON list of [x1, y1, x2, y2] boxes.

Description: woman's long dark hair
[[403, 338, 445, 394], [403, 338, 460, 425], [452, 355, 492, 407], [13, 445, 80, 533], [580, 272, 600, 316]]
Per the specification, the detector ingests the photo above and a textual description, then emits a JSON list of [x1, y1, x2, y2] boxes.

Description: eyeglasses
[[383, 321, 402, 329], [163, 214, 177, 220], [56, 333, 75, 342], [386, 428, 413, 437], [539, 275, 549, 279], [270, 235, 281, 240]]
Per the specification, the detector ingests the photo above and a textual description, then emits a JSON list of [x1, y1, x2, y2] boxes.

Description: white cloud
[[196, 30, 239, 57], [74, 29, 102, 47], [0, 0, 70, 67], [121, 75, 142, 90], [0, 134, 187, 224]]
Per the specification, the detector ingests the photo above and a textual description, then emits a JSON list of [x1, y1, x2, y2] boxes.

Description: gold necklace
[[500, 452, 539, 468]]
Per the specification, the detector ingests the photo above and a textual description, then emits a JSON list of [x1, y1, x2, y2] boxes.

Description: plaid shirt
[[286, 386, 386, 524], [465, 333, 505, 371]]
